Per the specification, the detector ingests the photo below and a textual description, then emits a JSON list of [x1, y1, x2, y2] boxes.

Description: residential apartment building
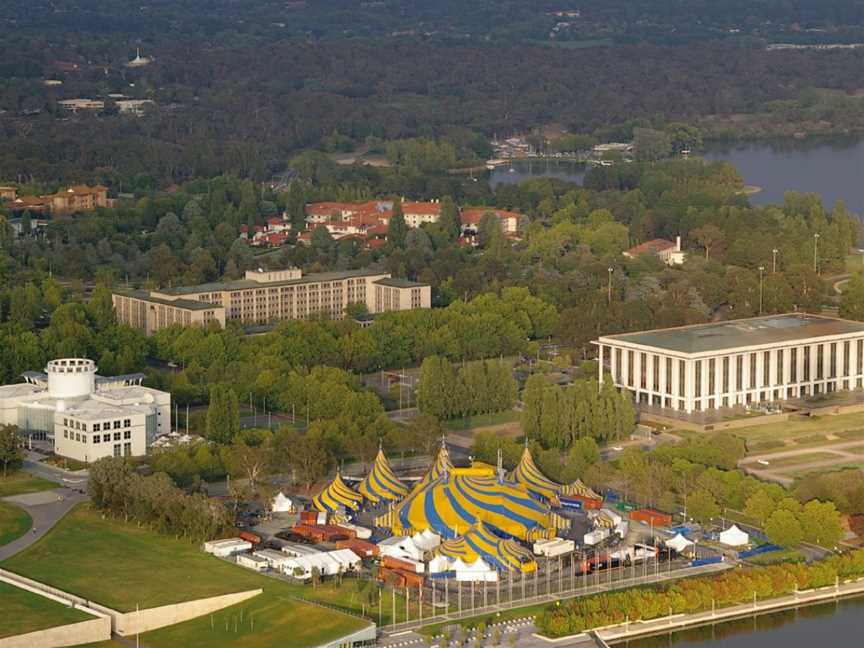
[[113, 268, 431, 335], [0, 358, 170, 463], [595, 314, 864, 414]]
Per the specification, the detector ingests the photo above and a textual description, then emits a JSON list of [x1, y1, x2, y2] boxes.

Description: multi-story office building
[[595, 314, 864, 413], [0, 358, 171, 462], [113, 268, 431, 335]]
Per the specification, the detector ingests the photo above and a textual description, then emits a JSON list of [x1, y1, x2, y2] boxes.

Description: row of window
[[63, 430, 131, 443], [62, 418, 131, 433]]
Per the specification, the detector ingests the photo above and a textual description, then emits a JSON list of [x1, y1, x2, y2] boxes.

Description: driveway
[[0, 487, 87, 560]]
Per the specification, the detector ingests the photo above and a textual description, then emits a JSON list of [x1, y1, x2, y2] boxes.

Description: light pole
[[772, 248, 778, 274], [758, 266, 765, 315], [813, 233, 820, 274], [607, 267, 614, 304]]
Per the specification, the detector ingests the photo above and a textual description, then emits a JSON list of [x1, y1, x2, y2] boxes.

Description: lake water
[[616, 594, 864, 647], [702, 138, 864, 211], [489, 138, 864, 213]]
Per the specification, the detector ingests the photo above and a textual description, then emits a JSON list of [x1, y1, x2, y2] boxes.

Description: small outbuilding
[[203, 538, 253, 557]]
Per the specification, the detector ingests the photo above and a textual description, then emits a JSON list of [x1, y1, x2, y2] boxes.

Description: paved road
[[0, 487, 87, 560]]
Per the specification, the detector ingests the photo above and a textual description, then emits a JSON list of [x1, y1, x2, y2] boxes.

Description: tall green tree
[[206, 385, 240, 444], [388, 199, 408, 249], [0, 425, 23, 477]]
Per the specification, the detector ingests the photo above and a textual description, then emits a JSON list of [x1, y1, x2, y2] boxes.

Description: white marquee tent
[[272, 492, 294, 513], [719, 525, 749, 547], [665, 533, 696, 555]]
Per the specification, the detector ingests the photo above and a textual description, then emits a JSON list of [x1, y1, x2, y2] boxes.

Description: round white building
[[46, 358, 97, 399]]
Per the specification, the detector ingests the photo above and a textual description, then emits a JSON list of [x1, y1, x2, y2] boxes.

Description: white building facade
[[595, 314, 864, 414], [0, 358, 170, 462]]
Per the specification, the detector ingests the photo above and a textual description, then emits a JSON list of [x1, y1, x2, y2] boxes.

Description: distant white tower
[[126, 48, 152, 68]]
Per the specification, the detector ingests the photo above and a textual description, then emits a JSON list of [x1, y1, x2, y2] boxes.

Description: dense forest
[[3, 7, 864, 185]]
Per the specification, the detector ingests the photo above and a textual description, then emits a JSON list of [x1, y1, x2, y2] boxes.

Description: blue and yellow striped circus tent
[[438, 522, 537, 573], [313, 472, 363, 513], [358, 450, 409, 504], [508, 447, 561, 503], [395, 472, 553, 540], [414, 442, 454, 492]]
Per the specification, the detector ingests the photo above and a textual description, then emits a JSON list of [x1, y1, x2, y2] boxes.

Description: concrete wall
[[640, 411, 788, 433], [112, 588, 262, 636], [316, 622, 377, 648], [0, 617, 112, 648], [0, 568, 262, 637]]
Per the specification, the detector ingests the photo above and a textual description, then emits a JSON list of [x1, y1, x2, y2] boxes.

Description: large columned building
[[595, 314, 864, 414]]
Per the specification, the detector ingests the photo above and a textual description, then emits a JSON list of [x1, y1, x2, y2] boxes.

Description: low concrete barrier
[[0, 617, 112, 648], [0, 567, 262, 637], [112, 588, 263, 636]]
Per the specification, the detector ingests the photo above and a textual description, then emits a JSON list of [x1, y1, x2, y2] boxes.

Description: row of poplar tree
[[521, 374, 636, 448], [416, 356, 517, 420]]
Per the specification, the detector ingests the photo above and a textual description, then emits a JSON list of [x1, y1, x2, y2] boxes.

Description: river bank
[[587, 577, 864, 644]]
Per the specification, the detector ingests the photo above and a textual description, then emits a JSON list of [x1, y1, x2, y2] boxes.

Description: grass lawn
[[734, 413, 864, 450], [444, 410, 519, 432], [419, 600, 552, 637], [0, 580, 92, 639], [743, 549, 805, 565], [0, 471, 58, 497], [0, 501, 32, 546], [758, 451, 838, 469], [788, 462, 864, 478], [2, 505, 368, 647]]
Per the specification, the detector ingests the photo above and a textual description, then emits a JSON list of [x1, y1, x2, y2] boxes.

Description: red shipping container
[[561, 494, 603, 510], [382, 555, 423, 573], [300, 511, 318, 524], [239, 531, 262, 545], [336, 538, 379, 557], [378, 566, 407, 588], [628, 509, 672, 527], [391, 567, 424, 588]]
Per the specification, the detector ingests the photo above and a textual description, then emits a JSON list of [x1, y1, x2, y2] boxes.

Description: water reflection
[[618, 596, 864, 647]]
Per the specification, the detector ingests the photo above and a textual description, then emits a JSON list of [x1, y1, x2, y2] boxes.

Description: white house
[[623, 236, 686, 266]]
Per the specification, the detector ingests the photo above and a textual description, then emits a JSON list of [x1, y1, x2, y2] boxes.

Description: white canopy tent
[[665, 533, 696, 554], [272, 492, 294, 513], [284, 549, 361, 580], [378, 535, 425, 562], [719, 525, 749, 547], [411, 529, 441, 553], [452, 557, 498, 582]]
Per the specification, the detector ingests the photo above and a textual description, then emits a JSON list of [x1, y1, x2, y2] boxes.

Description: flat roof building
[[595, 314, 864, 414], [113, 267, 431, 335], [0, 358, 170, 463]]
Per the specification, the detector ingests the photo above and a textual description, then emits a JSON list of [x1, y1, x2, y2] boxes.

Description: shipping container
[[561, 494, 602, 510], [628, 509, 673, 527], [239, 531, 262, 545], [336, 538, 379, 557], [382, 555, 425, 573], [300, 511, 318, 524], [583, 528, 610, 546]]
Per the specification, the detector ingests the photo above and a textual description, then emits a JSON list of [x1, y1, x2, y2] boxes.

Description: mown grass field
[[728, 413, 864, 452], [1, 505, 368, 647], [0, 501, 32, 546], [0, 580, 92, 639], [444, 410, 520, 432], [0, 472, 58, 497]]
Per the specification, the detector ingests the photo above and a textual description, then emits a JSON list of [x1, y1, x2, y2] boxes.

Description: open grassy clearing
[[0, 472, 58, 497], [0, 501, 32, 546], [788, 462, 864, 478], [0, 580, 92, 639], [757, 452, 840, 469], [732, 413, 864, 450], [444, 410, 519, 432], [0, 504, 379, 647]]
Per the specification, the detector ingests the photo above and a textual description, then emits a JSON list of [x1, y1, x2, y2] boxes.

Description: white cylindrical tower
[[46, 358, 97, 399]]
